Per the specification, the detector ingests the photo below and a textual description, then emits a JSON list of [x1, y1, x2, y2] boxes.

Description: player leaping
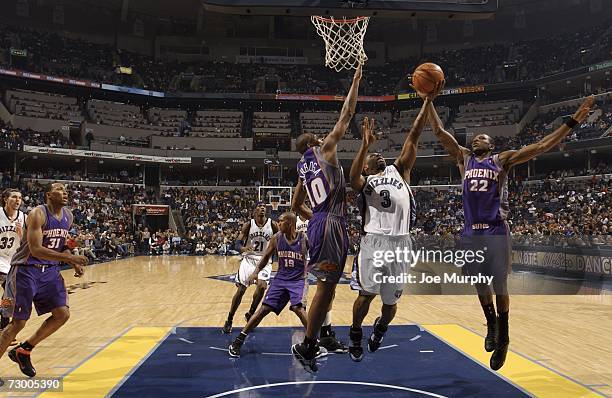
[[291, 64, 362, 372], [427, 94, 595, 370], [347, 83, 441, 361]]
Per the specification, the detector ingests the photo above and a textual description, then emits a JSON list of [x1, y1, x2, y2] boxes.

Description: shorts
[[263, 278, 308, 315], [2, 265, 68, 320], [307, 213, 349, 284], [351, 233, 413, 305], [460, 223, 511, 288], [235, 255, 272, 287], [0, 257, 11, 276]]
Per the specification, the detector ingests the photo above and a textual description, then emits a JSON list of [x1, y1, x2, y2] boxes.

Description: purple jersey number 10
[[305, 177, 328, 207]]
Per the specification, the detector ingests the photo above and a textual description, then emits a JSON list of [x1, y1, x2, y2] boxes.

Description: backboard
[[201, 0, 498, 19]]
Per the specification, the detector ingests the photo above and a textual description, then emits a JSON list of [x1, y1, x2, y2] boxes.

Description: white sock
[[323, 311, 331, 327]]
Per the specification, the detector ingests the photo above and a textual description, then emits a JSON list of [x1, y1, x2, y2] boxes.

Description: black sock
[[497, 311, 509, 343], [320, 324, 332, 337], [303, 336, 317, 352], [20, 341, 34, 351], [375, 321, 388, 334], [482, 303, 496, 325], [0, 316, 9, 330], [349, 326, 363, 342], [236, 332, 247, 344]]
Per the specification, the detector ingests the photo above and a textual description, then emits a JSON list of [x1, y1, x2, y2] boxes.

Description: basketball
[[412, 63, 445, 94]]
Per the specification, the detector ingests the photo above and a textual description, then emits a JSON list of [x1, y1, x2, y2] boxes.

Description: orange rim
[[312, 15, 369, 24]]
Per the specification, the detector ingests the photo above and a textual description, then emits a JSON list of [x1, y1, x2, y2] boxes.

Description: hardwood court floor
[[0, 255, 610, 397]]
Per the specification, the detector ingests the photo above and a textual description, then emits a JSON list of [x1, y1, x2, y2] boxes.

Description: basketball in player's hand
[[412, 63, 445, 95]]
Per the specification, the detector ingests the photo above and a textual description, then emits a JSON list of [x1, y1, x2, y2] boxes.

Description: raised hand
[[427, 80, 445, 101], [572, 95, 595, 123], [361, 116, 376, 148], [411, 79, 445, 102], [354, 63, 363, 81]]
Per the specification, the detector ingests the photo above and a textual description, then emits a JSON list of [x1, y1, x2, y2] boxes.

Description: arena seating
[[453, 100, 523, 129], [1, 22, 610, 95], [300, 112, 339, 136], [192, 110, 243, 138], [5, 89, 82, 121]]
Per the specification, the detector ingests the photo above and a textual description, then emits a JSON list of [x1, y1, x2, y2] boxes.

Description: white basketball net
[[311, 16, 369, 72]]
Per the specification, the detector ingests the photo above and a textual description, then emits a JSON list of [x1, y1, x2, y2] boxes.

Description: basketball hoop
[[311, 15, 369, 72], [270, 200, 280, 212]]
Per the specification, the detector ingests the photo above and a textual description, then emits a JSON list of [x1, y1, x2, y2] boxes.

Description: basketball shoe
[[348, 326, 364, 362], [367, 317, 387, 353], [222, 319, 232, 334], [319, 329, 348, 353], [9, 346, 36, 377], [292, 343, 318, 373]]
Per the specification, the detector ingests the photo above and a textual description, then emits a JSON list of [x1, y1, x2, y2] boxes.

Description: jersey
[[297, 146, 346, 218], [0, 208, 26, 273], [296, 218, 309, 234], [12, 205, 72, 267], [275, 232, 307, 282], [246, 218, 273, 257], [361, 165, 415, 236], [462, 153, 509, 235]]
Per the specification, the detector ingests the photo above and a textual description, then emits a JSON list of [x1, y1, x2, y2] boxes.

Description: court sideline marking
[[424, 324, 604, 398], [37, 327, 170, 398]]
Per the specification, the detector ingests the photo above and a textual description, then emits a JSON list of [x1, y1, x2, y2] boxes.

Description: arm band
[[565, 118, 578, 129]]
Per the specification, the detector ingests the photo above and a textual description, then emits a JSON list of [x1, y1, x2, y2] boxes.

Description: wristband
[[565, 118, 578, 128]]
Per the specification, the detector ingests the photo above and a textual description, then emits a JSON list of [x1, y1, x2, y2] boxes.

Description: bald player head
[[278, 212, 297, 236], [295, 133, 323, 155]]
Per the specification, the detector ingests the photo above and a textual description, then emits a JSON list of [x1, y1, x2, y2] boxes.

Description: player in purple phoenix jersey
[[0, 183, 88, 381], [228, 212, 309, 358], [427, 95, 595, 371], [291, 64, 362, 372]]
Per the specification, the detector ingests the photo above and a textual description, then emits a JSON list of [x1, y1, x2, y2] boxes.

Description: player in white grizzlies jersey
[[0, 189, 26, 332], [348, 86, 439, 362], [296, 215, 308, 235], [222, 202, 278, 334]]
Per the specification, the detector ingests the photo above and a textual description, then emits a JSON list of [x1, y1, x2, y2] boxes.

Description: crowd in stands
[[17, 181, 156, 262], [1, 165, 609, 266], [18, 168, 142, 184], [404, 174, 611, 247], [1, 21, 610, 95], [0, 120, 70, 149]]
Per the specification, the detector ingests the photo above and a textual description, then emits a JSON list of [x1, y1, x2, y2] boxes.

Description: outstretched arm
[[321, 64, 363, 161], [427, 101, 470, 164], [498, 95, 595, 169], [349, 116, 376, 191], [291, 179, 313, 220]]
